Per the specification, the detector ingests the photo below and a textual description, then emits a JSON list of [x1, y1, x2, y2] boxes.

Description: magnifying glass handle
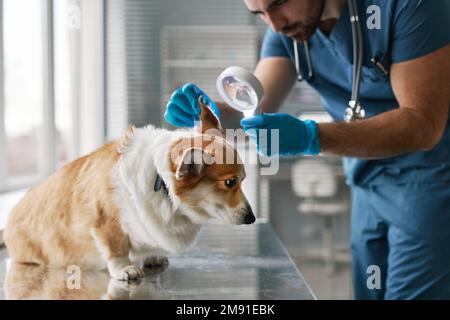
[[243, 107, 263, 118], [243, 106, 263, 118]]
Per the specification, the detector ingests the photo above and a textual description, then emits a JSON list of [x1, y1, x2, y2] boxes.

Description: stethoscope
[[294, 0, 365, 122]]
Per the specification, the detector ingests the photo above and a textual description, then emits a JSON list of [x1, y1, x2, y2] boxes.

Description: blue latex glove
[[164, 83, 220, 127], [240, 113, 321, 157]]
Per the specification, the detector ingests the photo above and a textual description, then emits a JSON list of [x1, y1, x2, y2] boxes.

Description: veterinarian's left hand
[[240, 113, 321, 157], [164, 83, 221, 127]]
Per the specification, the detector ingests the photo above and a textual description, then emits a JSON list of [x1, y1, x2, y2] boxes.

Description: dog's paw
[[144, 256, 169, 268], [112, 265, 144, 281]]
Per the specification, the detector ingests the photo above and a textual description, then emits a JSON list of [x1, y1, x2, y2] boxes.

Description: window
[[1, 0, 104, 192], [3, 0, 45, 184], [0, 0, 78, 192]]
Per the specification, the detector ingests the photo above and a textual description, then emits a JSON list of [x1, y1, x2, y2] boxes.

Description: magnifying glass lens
[[222, 76, 258, 111], [217, 66, 264, 117]]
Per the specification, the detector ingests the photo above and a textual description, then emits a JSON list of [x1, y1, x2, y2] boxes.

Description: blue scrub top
[[261, 0, 450, 186]]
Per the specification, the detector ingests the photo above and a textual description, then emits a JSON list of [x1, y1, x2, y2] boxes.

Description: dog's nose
[[244, 203, 256, 225], [244, 213, 256, 224]]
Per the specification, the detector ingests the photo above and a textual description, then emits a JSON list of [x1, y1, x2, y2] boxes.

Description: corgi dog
[[4, 98, 255, 281]]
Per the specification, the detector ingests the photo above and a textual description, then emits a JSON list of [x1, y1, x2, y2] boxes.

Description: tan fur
[[169, 98, 245, 209], [4, 97, 254, 276], [117, 125, 136, 155], [4, 141, 127, 269], [4, 263, 110, 300]]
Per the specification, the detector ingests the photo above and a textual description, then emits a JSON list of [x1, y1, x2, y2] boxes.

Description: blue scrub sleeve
[[260, 28, 291, 59], [391, 0, 450, 63]]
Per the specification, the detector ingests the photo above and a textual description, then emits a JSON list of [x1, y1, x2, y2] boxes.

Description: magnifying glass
[[216, 66, 264, 118]]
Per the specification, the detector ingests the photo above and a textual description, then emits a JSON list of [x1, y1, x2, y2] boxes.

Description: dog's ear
[[175, 147, 211, 180], [198, 96, 223, 137]]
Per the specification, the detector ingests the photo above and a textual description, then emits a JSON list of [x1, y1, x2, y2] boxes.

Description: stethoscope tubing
[[294, 40, 313, 81], [349, 0, 363, 105], [293, 0, 365, 121]]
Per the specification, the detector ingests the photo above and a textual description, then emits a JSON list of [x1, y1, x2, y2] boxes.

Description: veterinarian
[[164, 0, 450, 299]]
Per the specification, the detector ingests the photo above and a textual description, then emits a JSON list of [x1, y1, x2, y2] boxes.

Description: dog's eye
[[225, 178, 237, 189]]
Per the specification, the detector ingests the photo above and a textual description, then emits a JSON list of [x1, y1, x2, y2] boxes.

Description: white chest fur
[[110, 126, 203, 255]]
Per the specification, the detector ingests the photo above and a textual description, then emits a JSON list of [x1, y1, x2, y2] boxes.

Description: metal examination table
[[0, 223, 316, 300]]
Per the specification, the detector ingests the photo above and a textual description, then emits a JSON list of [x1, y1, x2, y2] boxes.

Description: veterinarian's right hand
[[164, 83, 221, 127]]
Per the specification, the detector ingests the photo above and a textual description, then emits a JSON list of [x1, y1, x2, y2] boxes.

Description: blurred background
[[0, 0, 352, 299]]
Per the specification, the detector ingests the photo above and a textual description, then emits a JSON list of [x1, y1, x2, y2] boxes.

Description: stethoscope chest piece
[[344, 101, 366, 123]]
